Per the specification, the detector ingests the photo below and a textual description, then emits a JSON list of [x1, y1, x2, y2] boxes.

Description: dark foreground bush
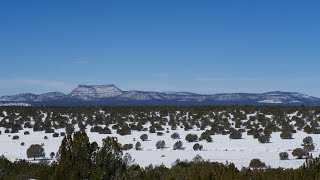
[[249, 158, 266, 169]]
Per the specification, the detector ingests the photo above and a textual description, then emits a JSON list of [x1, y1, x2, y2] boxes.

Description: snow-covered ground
[[0, 126, 318, 169]]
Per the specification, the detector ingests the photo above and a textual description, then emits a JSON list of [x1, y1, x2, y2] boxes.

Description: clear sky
[[0, 1, 320, 96]]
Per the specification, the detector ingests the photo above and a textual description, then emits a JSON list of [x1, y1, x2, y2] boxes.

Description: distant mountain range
[[0, 84, 320, 106]]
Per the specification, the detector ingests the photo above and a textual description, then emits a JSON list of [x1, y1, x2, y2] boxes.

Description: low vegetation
[[1, 106, 320, 178]]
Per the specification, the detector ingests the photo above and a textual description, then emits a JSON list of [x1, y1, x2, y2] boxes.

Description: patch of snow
[[258, 100, 283, 104]]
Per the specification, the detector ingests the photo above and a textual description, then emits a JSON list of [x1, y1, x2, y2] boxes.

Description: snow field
[[1, 126, 318, 169]]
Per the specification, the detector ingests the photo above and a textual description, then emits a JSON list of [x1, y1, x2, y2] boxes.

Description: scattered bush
[[10, 128, 19, 133], [157, 132, 164, 136], [193, 143, 203, 151], [27, 144, 45, 160], [101, 127, 112, 134], [303, 143, 315, 152], [140, 134, 148, 141], [185, 134, 198, 142], [292, 148, 308, 159], [193, 154, 204, 163], [122, 144, 133, 151], [171, 132, 180, 139], [45, 129, 55, 133], [90, 126, 100, 133], [12, 135, 19, 140], [206, 136, 213, 143], [135, 142, 142, 150], [229, 131, 242, 139], [53, 133, 59, 137], [173, 141, 183, 150], [149, 127, 156, 133], [44, 136, 48, 140], [60, 132, 66, 136], [200, 131, 211, 141], [279, 152, 289, 160], [302, 136, 315, 152], [171, 124, 177, 130], [50, 152, 55, 159], [258, 135, 270, 143], [21, 142, 25, 146], [280, 131, 293, 139], [154, 124, 164, 131], [156, 140, 166, 149], [90, 126, 111, 134], [253, 132, 260, 139], [222, 131, 228, 135], [184, 124, 192, 131], [117, 127, 131, 136], [24, 131, 30, 135], [303, 136, 313, 144], [24, 122, 33, 128]]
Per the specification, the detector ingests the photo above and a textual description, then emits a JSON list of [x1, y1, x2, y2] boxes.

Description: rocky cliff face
[[69, 84, 123, 99]]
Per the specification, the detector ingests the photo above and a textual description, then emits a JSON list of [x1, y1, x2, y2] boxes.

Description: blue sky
[[0, 1, 320, 96]]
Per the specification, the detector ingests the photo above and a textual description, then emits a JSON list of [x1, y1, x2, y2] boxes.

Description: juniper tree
[[171, 132, 180, 139], [27, 144, 45, 160], [185, 134, 198, 142], [173, 141, 183, 150], [135, 141, 142, 150], [140, 134, 148, 141], [156, 140, 166, 149], [292, 148, 308, 159], [279, 152, 289, 160]]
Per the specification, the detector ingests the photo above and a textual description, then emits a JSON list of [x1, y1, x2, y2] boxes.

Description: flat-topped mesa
[[70, 84, 123, 98]]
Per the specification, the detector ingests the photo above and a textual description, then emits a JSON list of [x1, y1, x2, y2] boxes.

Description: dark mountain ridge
[[1, 84, 320, 106]]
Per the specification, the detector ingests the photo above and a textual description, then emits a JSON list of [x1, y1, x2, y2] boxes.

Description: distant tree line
[[1, 106, 320, 142]]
